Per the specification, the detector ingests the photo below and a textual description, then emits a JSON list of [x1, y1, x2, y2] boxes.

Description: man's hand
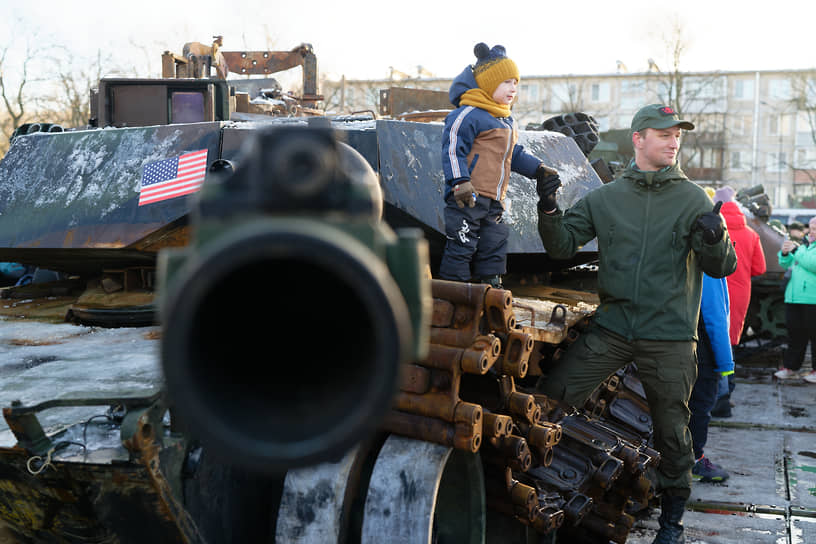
[[453, 181, 477, 208], [695, 201, 725, 245], [535, 165, 561, 212]]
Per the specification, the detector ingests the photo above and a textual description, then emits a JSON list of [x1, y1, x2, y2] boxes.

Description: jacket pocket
[[582, 329, 608, 357]]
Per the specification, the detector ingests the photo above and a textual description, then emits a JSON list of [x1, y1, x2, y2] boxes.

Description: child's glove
[[453, 181, 477, 208], [535, 165, 561, 213], [695, 201, 725, 245]]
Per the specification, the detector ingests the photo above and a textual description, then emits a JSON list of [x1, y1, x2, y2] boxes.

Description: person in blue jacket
[[439, 42, 558, 287], [689, 273, 734, 482]]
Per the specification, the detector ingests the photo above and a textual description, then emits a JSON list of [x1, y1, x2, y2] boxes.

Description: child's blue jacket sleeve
[[511, 142, 542, 178], [701, 274, 735, 374], [441, 107, 477, 187]]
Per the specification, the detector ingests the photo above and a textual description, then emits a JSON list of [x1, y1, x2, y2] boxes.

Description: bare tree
[[0, 39, 41, 152], [647, 15, 726, 181], [38, 48, 114, 129], [789, 71, 816, 204]]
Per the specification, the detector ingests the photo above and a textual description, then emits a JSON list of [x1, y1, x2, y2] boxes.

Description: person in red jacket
[[711, 186, 767, 418], [714, 186, 767, 345]]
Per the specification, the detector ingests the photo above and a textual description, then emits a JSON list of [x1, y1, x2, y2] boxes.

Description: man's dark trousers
[[537, 322, 697, 495]]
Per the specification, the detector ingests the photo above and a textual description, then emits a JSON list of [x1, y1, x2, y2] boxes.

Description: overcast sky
[[2, 0, 815, 82]]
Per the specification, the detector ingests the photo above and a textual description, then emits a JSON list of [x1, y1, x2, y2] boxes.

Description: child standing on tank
[[439, 43, 559, 288]]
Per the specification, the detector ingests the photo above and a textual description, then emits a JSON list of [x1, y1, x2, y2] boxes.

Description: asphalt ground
[[627, 345, 816, 544]]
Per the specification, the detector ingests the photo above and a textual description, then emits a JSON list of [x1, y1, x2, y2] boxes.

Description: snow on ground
[[0, 318, 162, 446]]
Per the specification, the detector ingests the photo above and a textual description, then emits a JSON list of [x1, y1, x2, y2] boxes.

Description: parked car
[[770, 208, 816, 227]]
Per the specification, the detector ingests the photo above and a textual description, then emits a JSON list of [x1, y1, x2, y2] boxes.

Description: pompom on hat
[[472, 43, 520, 96]]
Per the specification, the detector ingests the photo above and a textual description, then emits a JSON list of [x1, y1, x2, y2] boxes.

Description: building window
[[796, 111, 816, 146], [767, 151, 787, 172], [551, 82, 578, 110], [734, 79, 754, 100], [731, 150, 750, 171], [520, 83, 539, 103], [769, 113, 793, 136], [731, 114, 753, 136], [591, 82, 610, 102], [769, 79, 792, 100], [620, 79, 645, 109], [686, 150, 702, 169], [795, 148, 816, 169]]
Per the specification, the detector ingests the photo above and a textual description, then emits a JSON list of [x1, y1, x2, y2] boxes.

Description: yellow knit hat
[[472, 43, 520, 96]]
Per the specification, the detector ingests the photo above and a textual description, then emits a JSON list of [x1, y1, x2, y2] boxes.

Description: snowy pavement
[[628, 362, 816, 544], [0, 318, 162, 447]]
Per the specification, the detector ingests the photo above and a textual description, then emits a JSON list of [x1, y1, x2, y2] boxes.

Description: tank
[[0, 40, 659, 544]]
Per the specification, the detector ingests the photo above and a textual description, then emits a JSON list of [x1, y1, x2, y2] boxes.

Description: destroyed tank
[[0, 39, 658, 544]]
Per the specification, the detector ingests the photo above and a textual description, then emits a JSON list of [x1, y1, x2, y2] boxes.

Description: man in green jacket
[[535, 104, 737, 544]]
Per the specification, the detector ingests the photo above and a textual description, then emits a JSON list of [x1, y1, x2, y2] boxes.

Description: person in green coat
[[535, 104, 738, 544], [775, 215, 816, 383]]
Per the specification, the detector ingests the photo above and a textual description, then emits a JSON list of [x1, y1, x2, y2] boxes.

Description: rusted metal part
[[483, 435, 532, 472], [486, 468, 566, 533], [525, 422, 563, 450], [2, 402, 52, 455], [393, 392, 482, 426], [512, 296, 595, 347], [495, 329, 534, 378], [505, 468, 537, 518], [560, 492, 594, 524], [483, 411, 513, 439], [221, 45, 310, 75], [485, 469, 538, 522], [400, 363, 431, 394], [122, 403, 206, 543], [531, 505, 565, 534], [506, 391, 540, 424], [484, 287, 515, 332], [381, 410, 481, 453], [378, 87, 452, 118], [425, 337, 499, 375], [0, 394, 208, 543], [380, 279, 658, 542], [220, 44, 320, 105], [429, 280, 489, 347]]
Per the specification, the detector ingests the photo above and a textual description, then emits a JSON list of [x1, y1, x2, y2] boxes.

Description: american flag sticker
[[138, 149, 208, 206]]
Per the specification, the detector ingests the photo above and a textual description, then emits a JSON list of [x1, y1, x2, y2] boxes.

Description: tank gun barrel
[[157, 124, 430, 473], [736, 184, 765, 200]]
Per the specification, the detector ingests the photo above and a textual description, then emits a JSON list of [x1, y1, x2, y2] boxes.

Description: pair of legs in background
[[537, 323, 696, 543], [688, 328, 730, 481], [777, 302, 816, 382]]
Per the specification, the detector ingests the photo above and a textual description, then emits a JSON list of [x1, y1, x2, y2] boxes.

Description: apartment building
[[322, 68, 816, 208]]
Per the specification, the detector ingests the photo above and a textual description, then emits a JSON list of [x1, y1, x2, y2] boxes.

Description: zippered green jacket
[[538, 163, 738, 341]]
